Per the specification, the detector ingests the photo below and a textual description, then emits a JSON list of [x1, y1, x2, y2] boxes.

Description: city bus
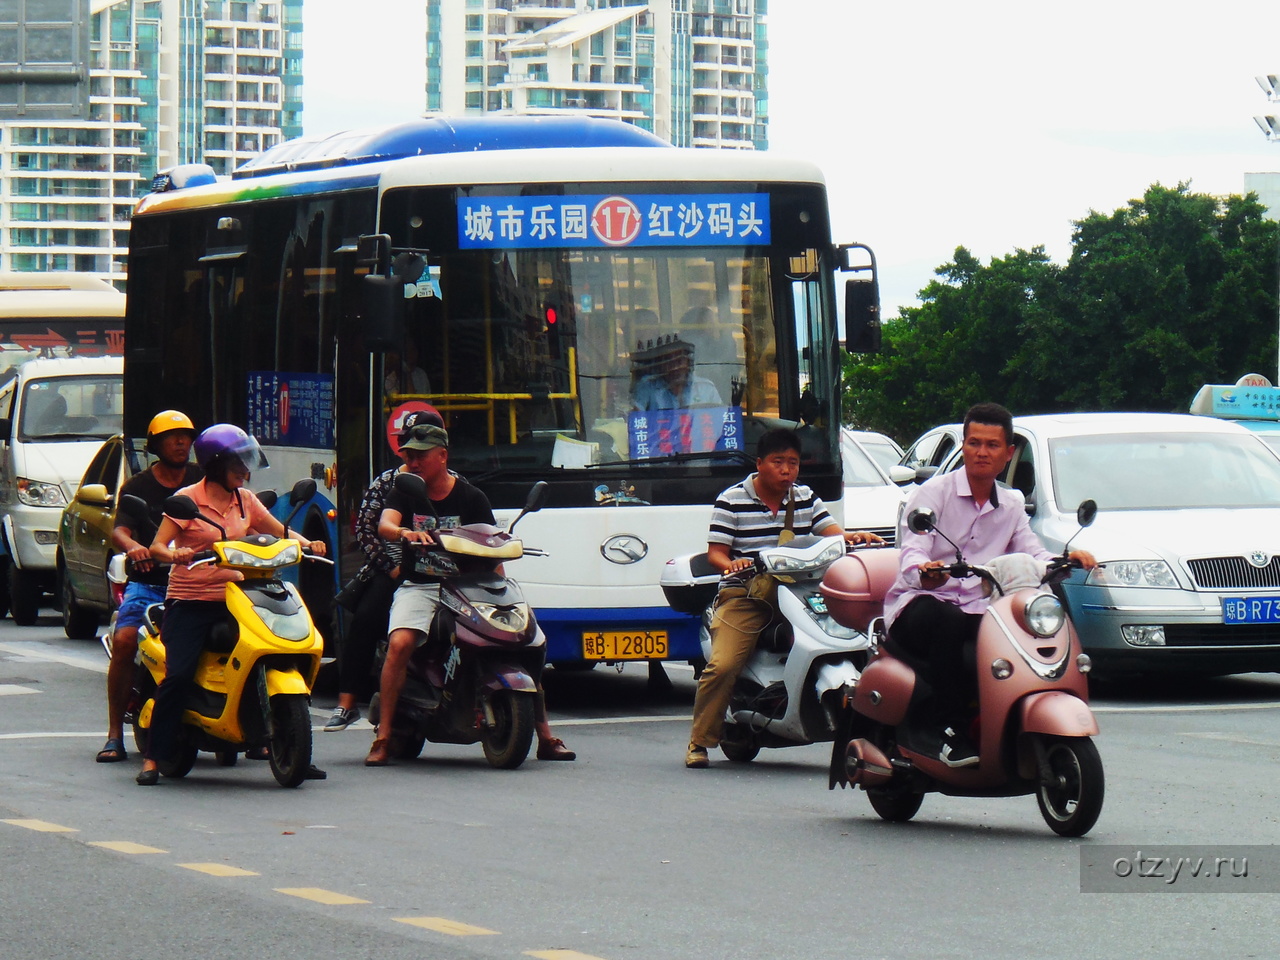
[[122, 116, 879, 670], [0, 273, 125, 382]]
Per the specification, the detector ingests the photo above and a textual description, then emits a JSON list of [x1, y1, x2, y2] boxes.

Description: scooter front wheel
[[481, 690, 535, 769], [719, 723, 759, 763], [267, 693, 313, 788], [1035, 735, 1104, 837]]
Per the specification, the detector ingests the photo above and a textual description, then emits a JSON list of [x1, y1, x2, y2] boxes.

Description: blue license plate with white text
[[1222, 597, 1280, 624]]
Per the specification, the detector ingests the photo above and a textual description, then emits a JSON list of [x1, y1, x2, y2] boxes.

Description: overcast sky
[[303, 1, 1280, 317]]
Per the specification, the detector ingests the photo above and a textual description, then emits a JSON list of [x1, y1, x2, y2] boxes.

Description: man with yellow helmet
[[95, 411, 202, 763]]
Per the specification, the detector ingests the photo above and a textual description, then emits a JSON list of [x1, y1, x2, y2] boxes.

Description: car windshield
[[841, 435, 888, 487], [18, 375, 123, 441], [1049, 432, 1280, 510], [857, 436, 902, 474]]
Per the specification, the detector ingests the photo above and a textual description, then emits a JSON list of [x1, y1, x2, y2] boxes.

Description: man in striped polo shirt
[[686, 427, 880, 768]]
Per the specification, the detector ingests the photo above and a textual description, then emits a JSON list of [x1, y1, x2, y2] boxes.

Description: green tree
[[844, 183, 1280, 444]]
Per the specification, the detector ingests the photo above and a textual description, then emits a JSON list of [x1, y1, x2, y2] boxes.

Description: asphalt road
[[3, 610, 1280, 960]]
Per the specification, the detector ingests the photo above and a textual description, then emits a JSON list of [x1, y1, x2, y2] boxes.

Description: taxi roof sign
[[1190, 375, 1280, 421]]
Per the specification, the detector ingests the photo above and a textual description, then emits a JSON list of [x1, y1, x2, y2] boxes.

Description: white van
[[0, 355, 124, 624]]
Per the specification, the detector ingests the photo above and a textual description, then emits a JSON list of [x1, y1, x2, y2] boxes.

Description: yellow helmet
[[146, 410, 197, 452]]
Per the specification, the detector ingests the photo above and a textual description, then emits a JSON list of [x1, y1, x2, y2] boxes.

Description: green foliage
[[843, 183, 1280, 444]]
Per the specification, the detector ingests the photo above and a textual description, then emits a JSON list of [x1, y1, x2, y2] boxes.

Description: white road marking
[[0, 641, 106, 674], [0, 684, 39, 695]]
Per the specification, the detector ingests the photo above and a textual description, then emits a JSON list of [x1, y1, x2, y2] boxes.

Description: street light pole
[[1254, 75, 1280, 381]]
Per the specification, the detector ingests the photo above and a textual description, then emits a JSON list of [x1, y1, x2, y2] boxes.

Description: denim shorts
[[116, 581, 167, 630]]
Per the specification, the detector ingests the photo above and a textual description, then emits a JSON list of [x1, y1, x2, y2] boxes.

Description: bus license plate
[[583, 630, 669, 660], [1223, 597, 1280, 624]]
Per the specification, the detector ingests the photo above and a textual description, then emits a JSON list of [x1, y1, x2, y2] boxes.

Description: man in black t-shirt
[[96, 411, 202, 764], [365, 422, 494, 766]]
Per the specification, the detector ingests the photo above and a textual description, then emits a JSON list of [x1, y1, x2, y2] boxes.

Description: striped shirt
[[708, 474, 837, 560]]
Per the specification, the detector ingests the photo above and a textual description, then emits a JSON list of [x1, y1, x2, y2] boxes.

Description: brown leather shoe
[[364, 737, 391, 766], [685, 742, 709, 768], [536, 737, 576, 761]]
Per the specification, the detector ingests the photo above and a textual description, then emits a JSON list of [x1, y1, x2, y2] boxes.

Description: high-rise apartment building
[[426, 0, 768, 150], [0, 0, 302, 285]]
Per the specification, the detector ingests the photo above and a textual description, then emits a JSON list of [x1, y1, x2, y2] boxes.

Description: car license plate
[[582, 630, 669, 660], [1222, 597, 1280, 624]]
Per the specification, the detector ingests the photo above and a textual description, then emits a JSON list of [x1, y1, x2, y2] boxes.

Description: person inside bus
[[685, 427, 882, 769], [363, 420, 574, 766], [630, 336, 722, 412], [384, 339, 431, 397], [134, 424, 327, 786], [95, 411, 203, 764], [883, 403, 1096, 767]]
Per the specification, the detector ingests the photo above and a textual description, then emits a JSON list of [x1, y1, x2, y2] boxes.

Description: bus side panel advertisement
[[458, 193, 770, 249], [246, 372, 336, 448]]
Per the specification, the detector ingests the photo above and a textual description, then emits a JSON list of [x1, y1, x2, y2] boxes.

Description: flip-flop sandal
[[245, 745, 270, 761], [96, 738, 128, 763]]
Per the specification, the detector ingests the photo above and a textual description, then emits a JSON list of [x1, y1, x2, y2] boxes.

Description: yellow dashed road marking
[[87, 841, 166, 854], [395, 917, 500, 936], [178, 862, 260, 877], [2, 818, 77, 833], [275, 887, 370, 905], [525, 952, 610, 960]]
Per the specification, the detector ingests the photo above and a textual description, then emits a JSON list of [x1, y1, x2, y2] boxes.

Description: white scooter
[[661, 535, 879, 761]]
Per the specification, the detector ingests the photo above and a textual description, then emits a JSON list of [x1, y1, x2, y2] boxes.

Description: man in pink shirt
[[884, 403, 1095, 767]]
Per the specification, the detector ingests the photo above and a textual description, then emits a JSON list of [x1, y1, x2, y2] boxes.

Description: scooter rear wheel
[[267, 693, 313, 788], [159, 740, 197, 779], [481, 690, 535, 769], [719, 723, 760, 763], [1035, 735, 1104, 837], [867, 788, 924, 823]]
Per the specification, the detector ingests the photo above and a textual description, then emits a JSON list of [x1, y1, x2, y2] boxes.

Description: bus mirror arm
[[838, 242, 881, 355]]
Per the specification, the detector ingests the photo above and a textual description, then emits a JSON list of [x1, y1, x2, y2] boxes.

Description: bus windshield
[[385, 245, 834, 477]]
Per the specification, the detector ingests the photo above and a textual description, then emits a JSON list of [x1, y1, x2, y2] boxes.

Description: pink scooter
[[819, 501, 1103, 836]]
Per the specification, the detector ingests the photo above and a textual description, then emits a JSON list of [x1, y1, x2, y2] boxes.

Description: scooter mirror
[[163, 494, 201, 521], [289, 478, 317, 506], [1077, 499, 1098, 528], [257, 490, 278, 511], [906, 508, 936, 535], [118, 493, 150, 526], [524, 480, 549, 514], [394, 471, 429, 502]]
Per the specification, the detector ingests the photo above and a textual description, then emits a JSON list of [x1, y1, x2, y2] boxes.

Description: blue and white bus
[[122, 116, 878, 667]]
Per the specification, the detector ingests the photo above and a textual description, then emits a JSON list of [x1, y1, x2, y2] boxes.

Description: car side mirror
[[887, 465, 916, 486], [76, 483, 112, 507]]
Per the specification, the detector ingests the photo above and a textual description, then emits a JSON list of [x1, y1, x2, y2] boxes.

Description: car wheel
[[8, 562, 42, 626], [59, 564, 101, 640]]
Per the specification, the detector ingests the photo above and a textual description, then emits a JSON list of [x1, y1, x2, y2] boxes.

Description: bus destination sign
[[457, 193, 770, 249]]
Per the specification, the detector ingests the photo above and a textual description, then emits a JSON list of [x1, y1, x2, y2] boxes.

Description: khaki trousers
[[689, 576, 778, 748]]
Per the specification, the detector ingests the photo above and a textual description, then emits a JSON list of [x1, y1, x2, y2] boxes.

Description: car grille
[[1186, 556, 1280, 590], [865, 525, 896, 548], [1163, 623, 1280, 647]]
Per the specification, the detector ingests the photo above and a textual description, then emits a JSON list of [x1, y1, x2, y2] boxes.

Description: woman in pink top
[[135, 425, 325, 786]]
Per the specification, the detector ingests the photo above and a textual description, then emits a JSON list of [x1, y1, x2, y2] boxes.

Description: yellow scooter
[[129, 479, 331, 787]]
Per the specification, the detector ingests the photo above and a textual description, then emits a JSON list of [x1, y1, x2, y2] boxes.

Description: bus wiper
[[586, 449, 755, 469]]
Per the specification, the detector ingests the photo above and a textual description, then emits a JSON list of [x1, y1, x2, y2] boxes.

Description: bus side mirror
[[362, 274, 404, 352], [844, 277, 881, 354]]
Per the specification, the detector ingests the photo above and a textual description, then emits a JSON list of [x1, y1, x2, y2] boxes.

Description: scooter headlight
[[222, 543, 300, 568], [252, 606, 313, 641], [1024, 594, 1066, 638], [471, 601, 530, 633]]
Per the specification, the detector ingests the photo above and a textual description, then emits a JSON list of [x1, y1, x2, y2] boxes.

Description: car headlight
[[1024, 594, 1066, 638], [1088, 560, 1178, 588], [221, 544, 300, 568], [471, 601, 530, 633], [17, 478, 66, 507]]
